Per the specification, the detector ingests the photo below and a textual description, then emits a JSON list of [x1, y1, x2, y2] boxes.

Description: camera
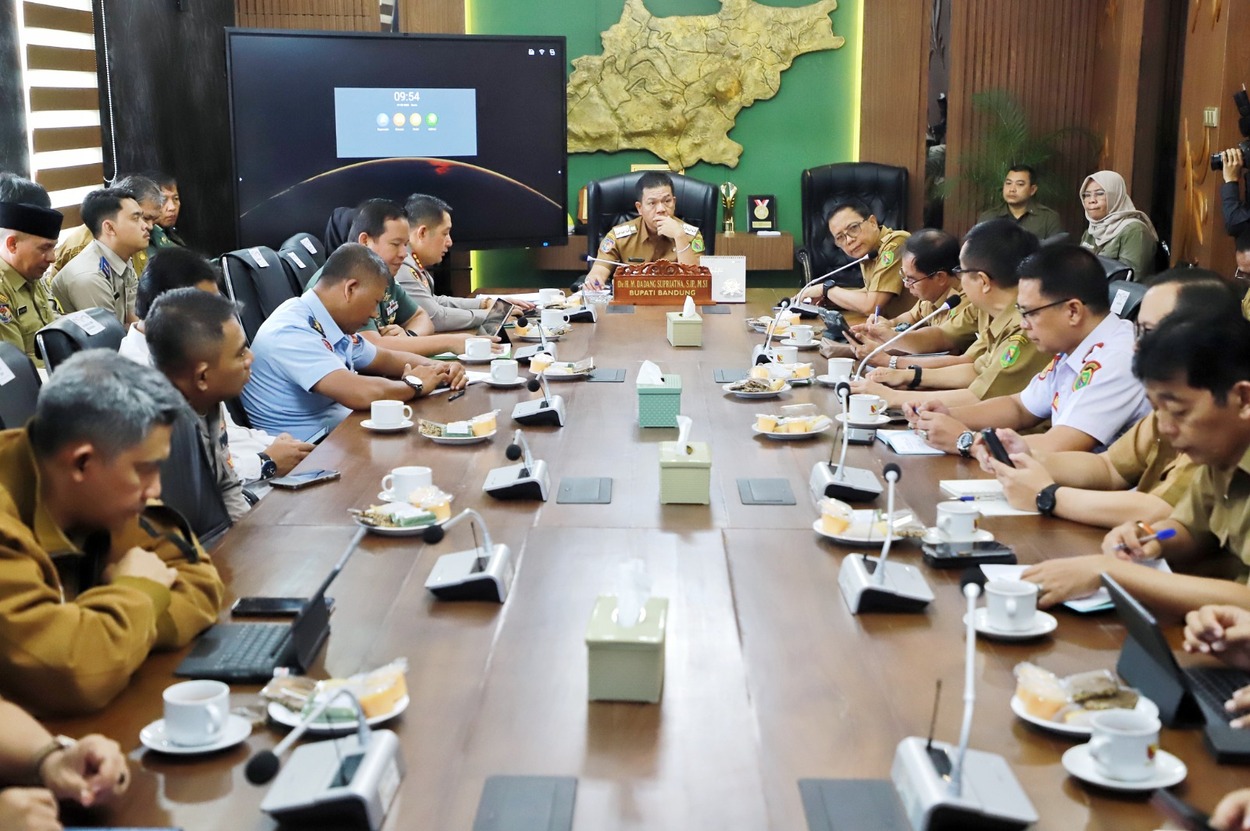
[[1210, 87, 1250, 171]]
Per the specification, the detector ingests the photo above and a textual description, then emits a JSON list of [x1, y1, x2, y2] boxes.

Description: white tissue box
[[586, 594, 668, 703], [666, 311, 703, 347], [658, 440, 711, 504]]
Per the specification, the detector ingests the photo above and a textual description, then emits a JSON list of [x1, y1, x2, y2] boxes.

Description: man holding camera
[[1219, 146, 1250, 237]]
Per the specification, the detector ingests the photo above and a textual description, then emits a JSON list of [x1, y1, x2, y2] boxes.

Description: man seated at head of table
[[243, 244, 461, 441], [850, 218, 1052, 407], [1021, 310, 1250, 618], [47, 175, 163, 286], [833, 228, 968, 368], [0, 697, 128, 831], [120, 248, 313, 487], [794, 198, 912, 318], [971, 270, 1239, 527], [396, 193, 534, 332], [48, 186, 154, 327], [0, 175, 61, 362], [307, 198, 494, 358], [908, 243, 1150, 456], [582, 171, 707, 293], [0, 351, 224, 714]]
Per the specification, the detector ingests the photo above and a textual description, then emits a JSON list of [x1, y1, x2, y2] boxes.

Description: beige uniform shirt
[[49, 239, 137, 323], [598, 217, 706, 266], [1104, 411, 1199, 505], [903, 284, 964, 329], [0, 258, 58, 360], [934, 298, 981, 353], [963, 305, 1054, 400], [1170, 445, 1250, 569], [858, 229, 912, 319]]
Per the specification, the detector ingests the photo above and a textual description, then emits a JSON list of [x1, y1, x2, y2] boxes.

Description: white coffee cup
[[848, 393, 886, 421], [827, 357, 854, 382], [541, 308, 571, 330], [789, 324, 814, 344], [984, 580, 1038, 632], [935, 500, 981, 541], [465, 337, 492, 359], [539, 288, 564, 307], [163, 679, 229, 747], [490, 358, 519, 383], [370, 400, 412, 427], [773, 345, 799, 364], [381, 465, 433, 500], [1087, 709, 1161, 782]]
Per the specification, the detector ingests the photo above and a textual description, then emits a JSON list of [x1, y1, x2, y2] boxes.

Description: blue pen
[[956, 495, 999, 503], [1114, 526, 1177, 554]]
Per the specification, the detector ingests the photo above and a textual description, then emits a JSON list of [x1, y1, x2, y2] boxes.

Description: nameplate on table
[[611, 260, 714, 306]]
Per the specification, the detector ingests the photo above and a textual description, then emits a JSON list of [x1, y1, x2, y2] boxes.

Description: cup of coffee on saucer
[[541, 308, 571, 330], [935, 500, 981, 542], [773, 345, 799, 365], [984, 580, 1038, 632], [789, 325, 814, 345], [163, 679, 229, 747], [381, 465, 432, 502], [490, 358, 519, 383], [539, 288, 563, 307], [1087, 709, 1162, 781], [368, 400, 412, 430], [821, 357, 855, 386], [464, 337, 493, 360], [847, 393, 885, 422]]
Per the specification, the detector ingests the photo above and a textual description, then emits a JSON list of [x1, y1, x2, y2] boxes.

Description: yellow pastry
[[755, 414, 779, 432]]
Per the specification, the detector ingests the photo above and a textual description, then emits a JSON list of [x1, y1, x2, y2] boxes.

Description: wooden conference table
[[45, 290, 1249, 830]]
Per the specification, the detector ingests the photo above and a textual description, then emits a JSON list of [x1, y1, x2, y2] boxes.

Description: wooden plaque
[[612, 260, 714, 306]]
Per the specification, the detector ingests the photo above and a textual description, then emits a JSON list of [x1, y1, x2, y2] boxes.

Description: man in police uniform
[[851, 219, 1053, 407], [976, 165, 1063, 240], [242, 245, 459, 441], [0, 179, 62, 361], [911, 244, 1149, 455], [47, 176, 162, 282], [583, 171, 706, 291], [50, 188, 151, 326], [796, 198, 911, 318]]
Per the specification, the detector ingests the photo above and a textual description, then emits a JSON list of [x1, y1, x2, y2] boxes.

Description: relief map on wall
[[567, 0, 845, 169]]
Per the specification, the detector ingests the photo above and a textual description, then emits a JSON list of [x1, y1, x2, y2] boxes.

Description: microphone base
[[260, 730, 404, 831], [512, 396, 567, 427], [483, 460, 550, 501], [891, 737, 1037, 831], [846, 426, 877, 445], [751, 343, 775, 365], [838, 554, 933, 614], [810, 462, 883, 504], [513, 343, 557, 364], [425, 543, 515, 603]]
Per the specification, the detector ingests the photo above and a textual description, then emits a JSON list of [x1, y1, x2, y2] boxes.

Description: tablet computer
[[476, 298, 514, 338]]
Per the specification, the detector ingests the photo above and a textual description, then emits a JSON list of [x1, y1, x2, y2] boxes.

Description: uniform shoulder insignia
[[0, 303, 11, 325], [691, 236, 705, 254], [1036, 353, 1060, 381], [879, 249, 896, 268], [999, 335, 1028, 368], [308, 315, 325, 336], [1073, 360, 1102, 391], [600, 235, 617, 253]]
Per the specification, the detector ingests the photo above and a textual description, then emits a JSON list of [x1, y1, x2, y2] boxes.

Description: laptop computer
[[174, 528, 365, 682], [1103, 574, 1250, 762]]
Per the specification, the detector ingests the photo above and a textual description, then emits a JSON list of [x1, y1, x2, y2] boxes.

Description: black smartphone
[[231, 596, 335, 617], [269, 469, 341, 490], [921, 540, 1017, 568], [980, 428, 1014, 467], [306, 426, 330, 445], [448, 389, 466, 402], [1150, 789, 1215, 831]]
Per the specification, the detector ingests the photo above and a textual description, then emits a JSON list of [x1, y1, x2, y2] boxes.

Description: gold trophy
[[720, 182, 738, 236]]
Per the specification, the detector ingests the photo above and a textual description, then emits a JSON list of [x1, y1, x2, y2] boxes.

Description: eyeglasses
[[950, 264, 991, 280], [902, 271, 936, 288], [832, 219, 872, 246], [1081, 189, 1107, 201], [1015, 297, 1076, 320]]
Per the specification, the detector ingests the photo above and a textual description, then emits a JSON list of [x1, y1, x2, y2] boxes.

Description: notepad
[[877, 430, 945, 456], [981, 560, 1173, 613], [938, 479, 1039, 517]]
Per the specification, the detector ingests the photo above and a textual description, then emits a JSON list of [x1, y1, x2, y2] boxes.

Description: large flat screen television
[[225, 29, 568, 250]]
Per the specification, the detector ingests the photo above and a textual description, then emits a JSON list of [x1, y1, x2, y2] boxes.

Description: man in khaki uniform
[[50, 188, 152, 326], [976, 165, 1063, 240], [47, 175, 162, 283], [797, 198, 911, 318], [0, 193, 62, 361], [583, 171, 706, 291], [851, 218, 1052, 407]]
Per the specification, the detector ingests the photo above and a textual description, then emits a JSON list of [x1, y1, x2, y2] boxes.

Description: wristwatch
[[888, 355, 899, 370], [257, 452, 277, 480], [404, 375, 425, 396], [956, 431, 975, 458], [906, 365, 924, 390], [1036, 483, 1061, 517], [30, 735, 75, 781]]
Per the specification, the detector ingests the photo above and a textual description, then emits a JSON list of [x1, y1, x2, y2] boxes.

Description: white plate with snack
[[752, 423, 830, 441], [1010, 693, 1159, 737], [811, 510, 921, 545], [726, 381, 791, 399], [427, 429, 495, 445], [268, 695, 409, 734], [515, 328, 568, 342]]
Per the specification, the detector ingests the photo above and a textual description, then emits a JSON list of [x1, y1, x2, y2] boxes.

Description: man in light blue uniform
[[242, 245, 454, 440]]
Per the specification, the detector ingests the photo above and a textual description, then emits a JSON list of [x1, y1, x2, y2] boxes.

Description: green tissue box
[[666, 311, 703, 347], [638, 374, 682, 428], [586, 595, 668, 703], [658, 440, 711, 504]]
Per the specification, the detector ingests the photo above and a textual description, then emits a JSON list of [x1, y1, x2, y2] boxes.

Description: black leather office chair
[[323, 207, 358, 254], [0, 343, 41, 428], [220, 247, 297, 342], [281, 232, 327, 267], [160, 405, 233, 550], [797, 162, 909, 288], [1108, 280, 1148, 322], [584, 172, 718, 262], [1096, 254, 1134, 284], [277, 236, 322, 291], [34, 308, 126, 373]]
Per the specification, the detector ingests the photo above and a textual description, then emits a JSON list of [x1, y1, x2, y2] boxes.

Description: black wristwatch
[[1036, 483, 1061, 517], [906, 365, 923, 390], [956, 431, 975, 458], [257, 452, 277, 480], [822, 278, 836, 294]]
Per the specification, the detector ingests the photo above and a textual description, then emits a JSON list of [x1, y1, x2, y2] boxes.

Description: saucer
[[485, 376, 526, 388], [816, 374, 853, 387], [140, 714, 251, 755], [457, 352, 499, 364], [362, 418, 413, 433], [922, 528, 995, 545], [779, 338, 819, 349], [268, 695, 409, 734], [811, 511, 921, 545], [963, 607, 1057, 640], [753, 424, 830, 441], [1010, 694, 1160, 738], [834, 412, 890, 428], [1061, 744, 1186, 791], [427, 429, 496, 445]]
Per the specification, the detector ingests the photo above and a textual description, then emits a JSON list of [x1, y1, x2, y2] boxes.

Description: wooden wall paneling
[[0, 0, 28, 175], [1090, 0, 1146, 203], [397, 0, 465, 34], [859, 0, 930, 231]]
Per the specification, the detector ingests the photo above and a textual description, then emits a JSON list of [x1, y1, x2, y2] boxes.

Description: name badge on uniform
[[682, 222, 700, 238], [612, 224, 637, 239]]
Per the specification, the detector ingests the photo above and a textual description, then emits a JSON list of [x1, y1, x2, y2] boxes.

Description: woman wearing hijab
[[1079, 170, 1159, 277]]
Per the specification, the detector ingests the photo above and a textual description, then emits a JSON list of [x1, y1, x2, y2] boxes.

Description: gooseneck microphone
[[872, 463, 903, 585], [953, 567, 986, 797], [789, 252, 873, 304], [853, 294, 961, 379], [246, 688, 372, 785]]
